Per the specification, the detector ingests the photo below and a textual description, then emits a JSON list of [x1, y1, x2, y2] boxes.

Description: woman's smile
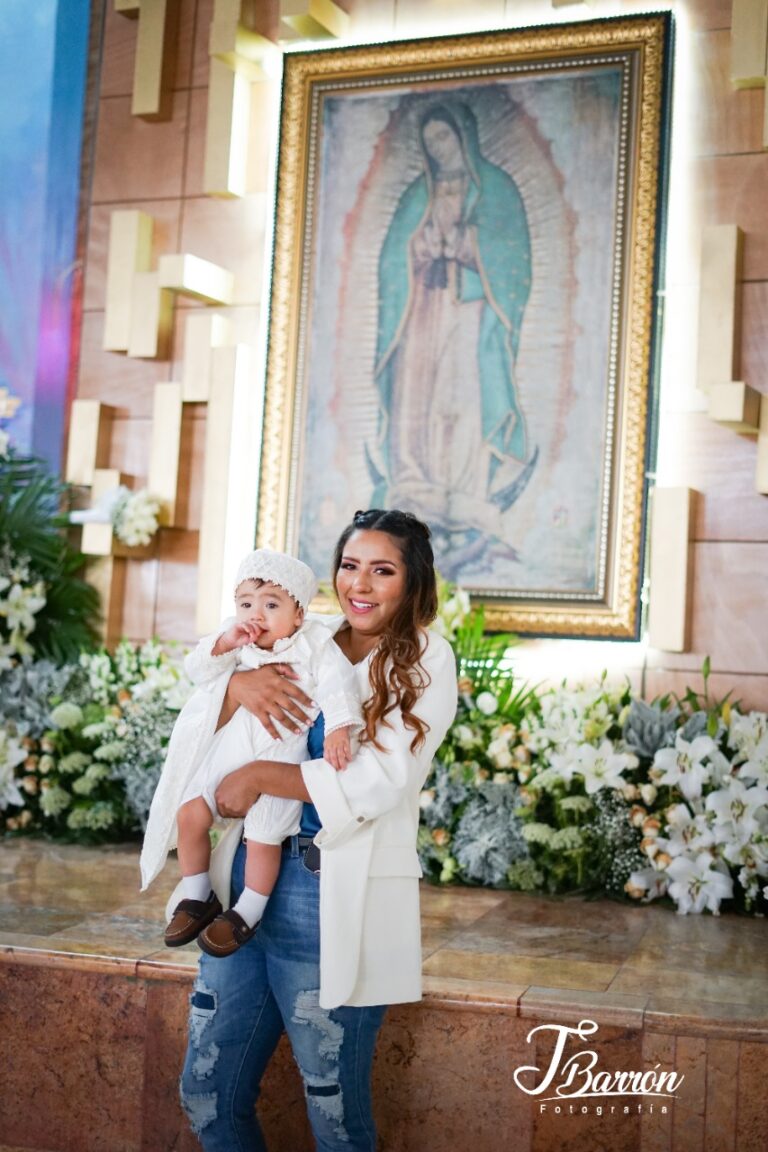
[[335, 529, 406, 643]]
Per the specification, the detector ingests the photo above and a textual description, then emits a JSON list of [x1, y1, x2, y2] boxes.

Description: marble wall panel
[[78, 313, 164, 417], [673, 1035, 707, 1152], [153, 546, 202, 643], [689, 29, 765, 157], [92, 94, 190, 203], [83, 200, 183, 314], [741, 282, 768, 385], [141, 980, 201, 1152], [736, 1041, 768, 1152], [680, 0, 732, 32], [704, 1038, 739, 1152], [640, 1032, 674, 1152], [378, 1003, 533, 1152], [99, 0, 196, 99], [190, 0, 214, 90], [531, 1022, 643, 1152], [654, 412, 768, 544], [646, 542, 768, 675], [179, 195, 268, 306], [695, 155, 768, 282], [121, 556, 160, 643], [0, 964, 146, 1152]]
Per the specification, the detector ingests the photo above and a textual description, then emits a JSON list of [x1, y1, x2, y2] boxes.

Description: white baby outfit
[[140, 548, 362, 902], [140, 617, 362, 894]]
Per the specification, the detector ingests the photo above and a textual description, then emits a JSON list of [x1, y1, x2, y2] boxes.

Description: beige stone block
[[157, 253, 234, 304], [128, 270, 173, 359], [696, 224, 743, 393], [278, 0, 350, 40], [81, 469, 126, 557], [148, 383, 183, 525], [647, 488, 696, 654], [181, 313, 233, 401], [129, 0, 179, 119], [65, 400, 114, 486], [204, 59, 252, 199], [708, 381, 762, 432], [103, 210, 154, 352], [196, 344, 260, 633], [756, 393, 768, 494], [731, 0, 768, 86]]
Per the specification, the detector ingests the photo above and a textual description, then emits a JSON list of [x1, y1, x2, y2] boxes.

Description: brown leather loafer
[[164, 891, 222, 947], [198, 909, 259, 957]]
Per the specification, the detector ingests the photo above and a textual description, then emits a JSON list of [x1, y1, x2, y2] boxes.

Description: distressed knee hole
[[189, 980, 218, 1050], [180, 1087, 218, 1135], [291, 989, 344, 1062]]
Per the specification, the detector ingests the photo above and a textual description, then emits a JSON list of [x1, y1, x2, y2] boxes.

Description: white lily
[[653, 733, 718, 803], [706, 777, 768, 846], [657, 803, 714, 857], [572, 739, 638, 795], [0, 728, 26, 810], [666, 852, 733, 915]]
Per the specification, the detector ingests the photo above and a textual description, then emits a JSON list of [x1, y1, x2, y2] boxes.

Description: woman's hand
[[215, 760, 311, 816], [214, 763, 263, 818], [222, 664, 315, 739]]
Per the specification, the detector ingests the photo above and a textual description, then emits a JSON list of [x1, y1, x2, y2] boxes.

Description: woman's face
[[335, 529, 407, 641], [422, 117, 463, 170]]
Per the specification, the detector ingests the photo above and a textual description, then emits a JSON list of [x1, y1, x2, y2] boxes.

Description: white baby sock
[[182, 872, 212, 902], [232, 887, 269, 928]]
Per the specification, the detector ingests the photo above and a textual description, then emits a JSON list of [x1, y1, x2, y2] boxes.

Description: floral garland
[[0, 641, 191, 842], [419, 591, 768, 917]]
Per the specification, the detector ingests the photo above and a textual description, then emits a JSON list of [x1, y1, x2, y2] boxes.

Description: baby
[[140, 549, 361, 956]]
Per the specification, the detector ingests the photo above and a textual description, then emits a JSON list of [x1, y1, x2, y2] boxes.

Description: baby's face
[[235, 580, 303, 649]]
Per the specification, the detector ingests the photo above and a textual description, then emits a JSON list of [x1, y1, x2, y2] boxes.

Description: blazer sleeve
[[301, 631, 457, 850], [313, 639, 365, 736]]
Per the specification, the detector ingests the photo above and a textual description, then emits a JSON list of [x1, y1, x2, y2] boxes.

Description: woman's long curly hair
[[332, 509, 438, 753]]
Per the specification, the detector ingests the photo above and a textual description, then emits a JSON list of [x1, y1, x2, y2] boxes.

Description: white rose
[[476, 692, 498, 716], [640, 784, 657, 806], [487, 737, 513, 769]]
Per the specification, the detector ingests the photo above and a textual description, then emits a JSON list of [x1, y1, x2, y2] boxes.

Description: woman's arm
[[216, 664, 315, 737], [303, 634, 458, 848], [214, 759, 311, 817]]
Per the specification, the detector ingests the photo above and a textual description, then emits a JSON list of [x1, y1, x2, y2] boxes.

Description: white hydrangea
[[112, 488, 161, 548]]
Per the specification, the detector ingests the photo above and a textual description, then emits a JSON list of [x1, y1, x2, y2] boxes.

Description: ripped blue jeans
[[180, 837, 386, 1151]]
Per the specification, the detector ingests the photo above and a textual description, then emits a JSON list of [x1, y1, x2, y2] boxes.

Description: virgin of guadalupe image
[[367, 101, 538, 573]]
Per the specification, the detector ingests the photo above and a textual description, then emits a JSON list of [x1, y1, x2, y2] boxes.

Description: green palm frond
[[0, 449, 101, 661], [451, 602, 539, 722]]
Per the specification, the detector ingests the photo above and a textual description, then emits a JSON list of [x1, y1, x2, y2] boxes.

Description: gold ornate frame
[[257, 14, 672, 638]]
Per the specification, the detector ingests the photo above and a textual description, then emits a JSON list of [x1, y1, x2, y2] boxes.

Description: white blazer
[[302, 621, 457, 1009]]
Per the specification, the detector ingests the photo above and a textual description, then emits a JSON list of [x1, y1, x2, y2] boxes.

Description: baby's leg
[[176, 797, 214, 901], [164, 797, 220, 947], [229, 841, 282, 929]]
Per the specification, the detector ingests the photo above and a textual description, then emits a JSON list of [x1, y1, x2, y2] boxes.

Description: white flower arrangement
[[421, 585, 768, 918], [111, 487, 162, 548], [0, 551, 46, 669], [70, 485, 162, 548]]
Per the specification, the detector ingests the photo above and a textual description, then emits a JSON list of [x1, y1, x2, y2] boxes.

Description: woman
[[179, 509, 457, 1150], [370, 103, 535, 572]]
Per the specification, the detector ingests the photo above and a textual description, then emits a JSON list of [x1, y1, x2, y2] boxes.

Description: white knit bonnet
[[234, 548, 318, 611]]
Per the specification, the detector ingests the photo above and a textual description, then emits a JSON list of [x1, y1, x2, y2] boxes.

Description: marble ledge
[[519, 985, 648, 1030], [0, 942, 139, 978], [644, 996, 768, 1042]]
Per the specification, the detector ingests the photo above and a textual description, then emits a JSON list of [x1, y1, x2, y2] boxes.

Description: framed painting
[[257, 13, 672, 638]]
